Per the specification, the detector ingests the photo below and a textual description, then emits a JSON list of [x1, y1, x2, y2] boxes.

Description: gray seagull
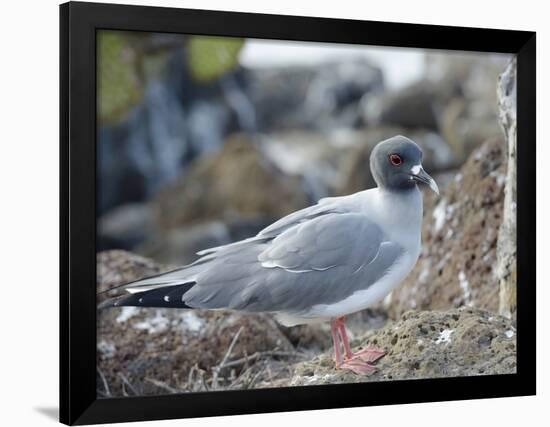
[[100, 135, 439, 375]]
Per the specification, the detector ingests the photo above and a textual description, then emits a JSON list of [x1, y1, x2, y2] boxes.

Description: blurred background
[[97, 31, 510, 265]]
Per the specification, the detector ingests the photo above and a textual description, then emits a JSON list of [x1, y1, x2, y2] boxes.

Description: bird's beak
[[410, 165, 439, 195]]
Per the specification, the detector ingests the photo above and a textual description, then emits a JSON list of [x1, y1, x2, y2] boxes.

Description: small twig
[[266, 363, 274, 383], [228, 365, 255, 390], [242, 350, 249, 370], [221, 350, 306, 370], [118, 373, 138, 396], [198, 369, 210, 392], [247, 361, 268, 389], [220, 326, 245, 367], [212, 326, 244, 388], [97, 367, 111, 397], [264, 316, 296, 351], [97, 389, 109, 398], [145, 378, 180, 394], [186, 365, 196, 391], [121, 381, 128, 397]]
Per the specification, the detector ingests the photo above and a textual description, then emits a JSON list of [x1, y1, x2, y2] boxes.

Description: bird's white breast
[[274, 187, 423, 327], [303, 250, 417, 320], [359, 187, 423, 256]]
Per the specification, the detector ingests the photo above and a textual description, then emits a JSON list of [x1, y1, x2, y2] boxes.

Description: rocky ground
[[97, 251, 326, 397], [286, 308, 515, 386]]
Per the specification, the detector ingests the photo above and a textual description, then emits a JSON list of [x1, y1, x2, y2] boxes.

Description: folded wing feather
[[99, 195, 404, 315]]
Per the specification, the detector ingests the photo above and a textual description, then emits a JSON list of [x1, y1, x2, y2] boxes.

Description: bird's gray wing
[[181, 212, 404, 313], [103, 197, 345, 298], [194, 196, 346, 258], [256, 196, 346, 238], [102, 207, 404, 314]]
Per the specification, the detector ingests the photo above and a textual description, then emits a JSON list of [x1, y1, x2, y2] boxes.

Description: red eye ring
[[389, 154, 403, 166]]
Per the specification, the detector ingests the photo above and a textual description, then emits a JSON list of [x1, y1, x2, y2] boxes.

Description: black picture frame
[[60, 1, 536, 425]]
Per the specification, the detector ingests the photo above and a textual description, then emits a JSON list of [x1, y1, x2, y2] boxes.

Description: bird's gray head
[[370, 136, 439, 194]]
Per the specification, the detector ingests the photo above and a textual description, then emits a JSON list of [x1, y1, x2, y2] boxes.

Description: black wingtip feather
[[97, 283, 196, 310]]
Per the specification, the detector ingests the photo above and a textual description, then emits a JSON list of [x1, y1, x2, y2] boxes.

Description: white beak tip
[[430, 181, 440, 195]]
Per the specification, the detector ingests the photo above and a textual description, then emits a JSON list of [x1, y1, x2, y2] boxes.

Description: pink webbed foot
[[350, 345, 386, 363], [338, 358, 378, 376], [330, 317, 385, 376]]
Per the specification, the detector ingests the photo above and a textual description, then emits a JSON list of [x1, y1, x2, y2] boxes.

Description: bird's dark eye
[[389, 154, 403, 166]]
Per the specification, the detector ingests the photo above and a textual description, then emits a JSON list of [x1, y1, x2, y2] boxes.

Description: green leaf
[[97, 31, 143, 123], [187, 36, 245, 82]]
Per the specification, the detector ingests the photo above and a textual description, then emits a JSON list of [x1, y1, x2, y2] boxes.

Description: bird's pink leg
[[330, 317, 384, 374], [335, 316, 354, 359], [330, 319, 344, 367], [336, 317, 386, 363]]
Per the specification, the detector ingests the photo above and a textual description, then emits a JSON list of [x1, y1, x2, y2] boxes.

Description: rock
[[496, 60, 517, 319], [135, 221, 232, 265], [362, 53, 507, 165], [362, 81, 444, 130], [385, 138, 506, 318], [248, 59, 383, 131], [302, 59, 384, 130], [247, 65, 315, 131], [440, 96, 502, 165], [135, 217, 276, 266], [96, 250, 311, 397], [260, 129, 368, 200], [286, 308, 516, 386], [98, 305, 298, 396], [97, 43, 255, 214], [424, 52, 504, 109], [427, 53, 507, 162], [98, 203, 155, 251], [96, 250, 172, 303], [97, 50, 193, 214], [152, 134, 309, 230]]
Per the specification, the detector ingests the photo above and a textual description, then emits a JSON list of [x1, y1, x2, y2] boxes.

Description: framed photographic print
[[60, 1, 536, 425]]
